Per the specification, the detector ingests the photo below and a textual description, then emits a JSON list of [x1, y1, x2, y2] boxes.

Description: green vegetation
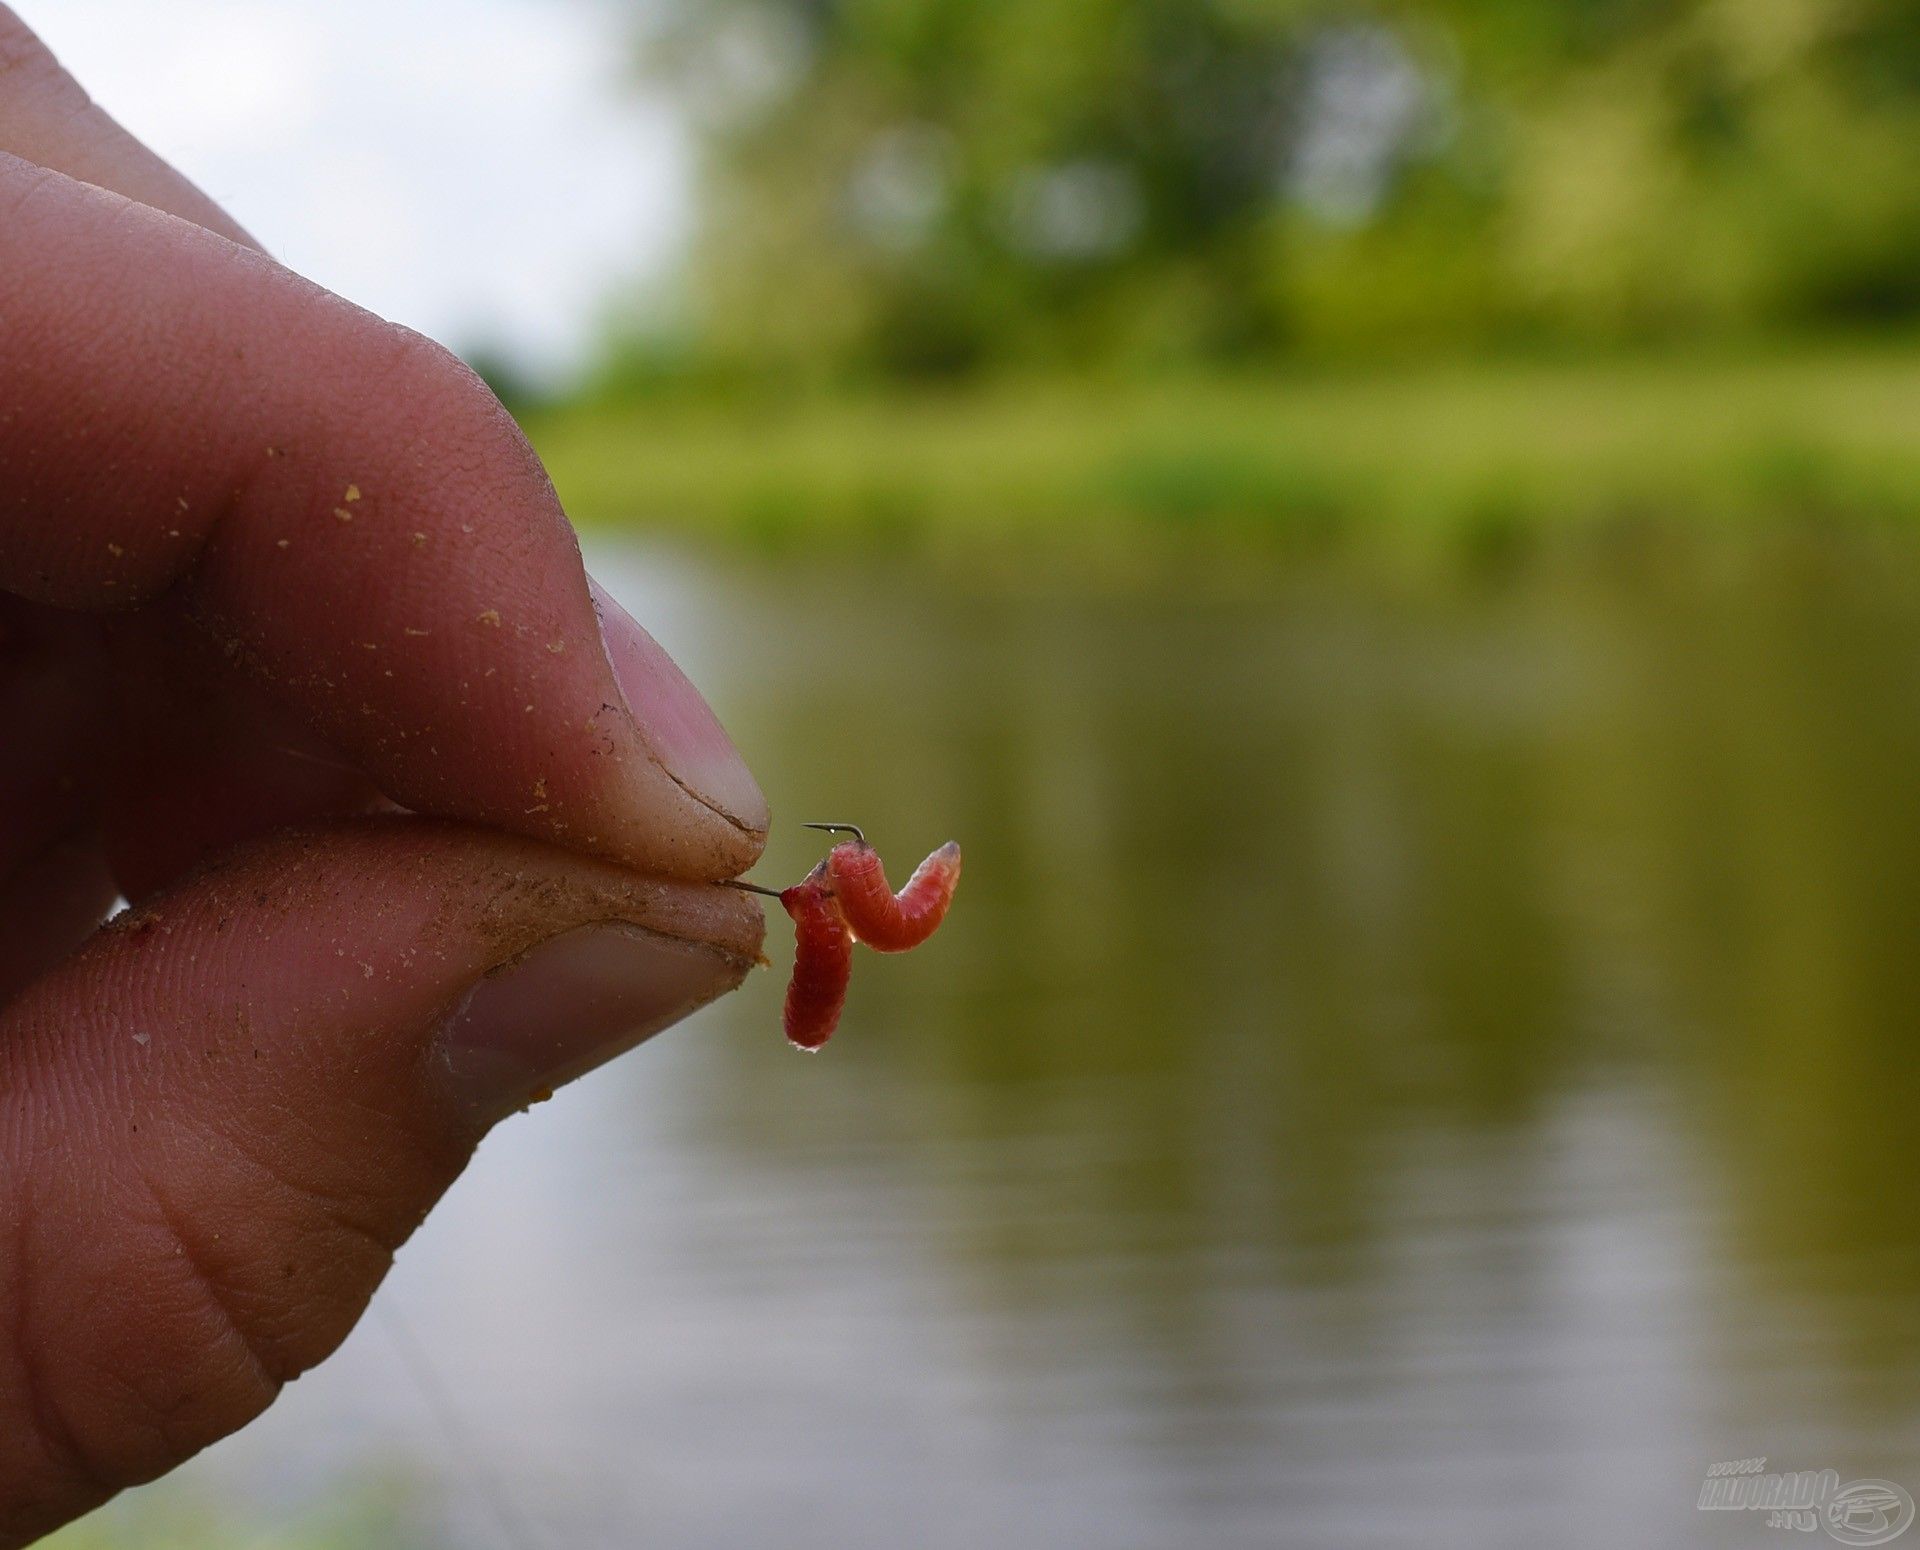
[[531, 4, 1920, 568], [551, 2, 1920, 568], [530, 343, 1920, 566], [627, 0, 1920, 378], [43, 1489, 419, 1550]]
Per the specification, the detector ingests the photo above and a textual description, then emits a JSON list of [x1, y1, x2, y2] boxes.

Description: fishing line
[[377, 1294, 544, 1550]]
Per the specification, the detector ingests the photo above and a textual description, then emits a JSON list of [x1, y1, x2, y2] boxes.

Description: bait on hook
[[732, 826, 963, 1050], [824, 838, 962, 952], [778, 861, 854, 1051]]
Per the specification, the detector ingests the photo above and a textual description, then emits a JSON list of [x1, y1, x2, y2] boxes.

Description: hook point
[[803, 821, 868, 845]]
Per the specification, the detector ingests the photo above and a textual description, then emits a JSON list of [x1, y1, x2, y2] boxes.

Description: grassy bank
[[525, 345, 1920, 569]]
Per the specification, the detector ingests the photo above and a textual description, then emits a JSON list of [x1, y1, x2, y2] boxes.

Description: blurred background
[[30, 0, 1920, 1545]]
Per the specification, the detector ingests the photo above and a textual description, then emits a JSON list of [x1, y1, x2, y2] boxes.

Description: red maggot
[[823, 837, 962, 952], [778, 861, 854, 1051], [741, 825, 962, 1051]]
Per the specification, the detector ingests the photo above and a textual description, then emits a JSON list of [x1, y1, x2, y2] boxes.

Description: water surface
[[63, 536, 1920, 1549]]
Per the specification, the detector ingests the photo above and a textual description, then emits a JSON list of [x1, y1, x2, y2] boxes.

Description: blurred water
[[64, 535, 1920, 1548]]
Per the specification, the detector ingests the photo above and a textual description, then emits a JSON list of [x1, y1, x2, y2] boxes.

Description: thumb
[[0, 819, 762, 1546]]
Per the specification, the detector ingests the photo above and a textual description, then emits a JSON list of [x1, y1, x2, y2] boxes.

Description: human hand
[[0, 9, 768, 1541]]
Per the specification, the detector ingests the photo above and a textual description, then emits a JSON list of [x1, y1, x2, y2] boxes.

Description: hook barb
[[803, 821, 867, 845]]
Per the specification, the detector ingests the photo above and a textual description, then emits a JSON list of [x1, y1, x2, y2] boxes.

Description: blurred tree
[[628, 0, 1920, 379]]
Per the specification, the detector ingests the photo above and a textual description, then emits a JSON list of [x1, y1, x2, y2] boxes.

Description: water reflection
[[61, 537, 1920, 1548]]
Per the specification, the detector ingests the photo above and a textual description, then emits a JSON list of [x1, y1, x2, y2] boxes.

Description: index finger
[[0, 154, 768, 881]]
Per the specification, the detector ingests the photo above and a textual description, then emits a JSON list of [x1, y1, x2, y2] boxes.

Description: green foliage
[[629, 0, 1920, 377], [529, 342, 1920, 565], [43, 1482, 425, 1550]]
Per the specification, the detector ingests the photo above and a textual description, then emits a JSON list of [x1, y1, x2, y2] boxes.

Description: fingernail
[[439, 923, 744, 1124], [590, 578, 769, 833]]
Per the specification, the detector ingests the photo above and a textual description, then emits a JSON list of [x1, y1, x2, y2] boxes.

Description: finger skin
[[0, 817, 763, 1544], [0, 6, 702, 901], [0, 6, 253, 246], [0, 598, 110, 883], [0, 8, 284, 896], [0, 6, 764, 888], [0, 154, 764, 880], [0, 831, 116, 1002], [96, 598, 385, 901], [0, 22, 776, 1543]]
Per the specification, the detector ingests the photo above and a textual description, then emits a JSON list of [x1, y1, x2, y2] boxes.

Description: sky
[[24, 0, 688, 383]]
